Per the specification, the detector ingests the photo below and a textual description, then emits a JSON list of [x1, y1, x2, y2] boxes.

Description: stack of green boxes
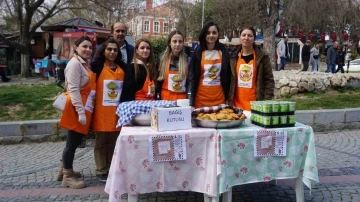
[[250, 101, 296, 128]]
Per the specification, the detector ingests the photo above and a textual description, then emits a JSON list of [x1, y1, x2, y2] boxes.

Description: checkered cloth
[[116, 100, 177, 127], [192, 104, 243, 116]]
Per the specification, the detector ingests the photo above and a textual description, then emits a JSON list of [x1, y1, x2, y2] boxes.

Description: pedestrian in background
[[310, 43, 320, 72], [91, 38, 125, 183], [58, 36, 96, 189], [277, 36, 290, 70], [301, 40, 311, 71], [189, 21, 231, 108], [336, 45, 346, 73], [155, 30, 189, 101], [121, 38, 157, 101], [326, 41, 339, 73]]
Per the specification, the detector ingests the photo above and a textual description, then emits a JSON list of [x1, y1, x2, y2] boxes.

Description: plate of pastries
[[192, 107, 246, 129]]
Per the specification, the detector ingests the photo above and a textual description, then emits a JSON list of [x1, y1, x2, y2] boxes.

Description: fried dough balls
[[195, 108, 246, 121]]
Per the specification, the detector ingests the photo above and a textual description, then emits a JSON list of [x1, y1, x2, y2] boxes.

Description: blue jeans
[[280, 57, 287, 70], [312, 59, 319, 72], [326, 64, 336, 73]]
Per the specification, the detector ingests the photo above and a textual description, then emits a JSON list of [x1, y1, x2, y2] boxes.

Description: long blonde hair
[[133, 38, 157, 81], [157, 30, 188, 81]]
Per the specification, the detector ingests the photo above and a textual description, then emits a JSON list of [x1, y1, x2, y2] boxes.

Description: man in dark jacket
[[326, 41, 339, 73], [301, 40, 311, 71], [92, 22, 133, 80]]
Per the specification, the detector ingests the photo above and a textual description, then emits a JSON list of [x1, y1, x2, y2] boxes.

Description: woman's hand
[[78, 113, 86, 125]]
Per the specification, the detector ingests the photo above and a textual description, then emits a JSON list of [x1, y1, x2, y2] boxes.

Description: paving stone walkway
[[1, 130, 360, 201]]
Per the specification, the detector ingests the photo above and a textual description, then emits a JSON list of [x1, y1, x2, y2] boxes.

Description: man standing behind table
[[93, 22, 134, 70], [301, 40, 311, 71], [326, 41, 339, 73], [277, 36, 290, 70]]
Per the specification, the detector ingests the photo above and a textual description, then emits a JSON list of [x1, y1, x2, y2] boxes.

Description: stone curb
[[1, 108, 360, 144]]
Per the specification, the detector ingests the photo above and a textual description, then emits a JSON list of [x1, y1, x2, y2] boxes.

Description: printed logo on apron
[[238, 64, 254, 88], [148, 83, 155, 97], [84, 90, 96, 113], [168, 74, 186, 92], [203, 63, 221, 86], [103, 80, 123, 106]]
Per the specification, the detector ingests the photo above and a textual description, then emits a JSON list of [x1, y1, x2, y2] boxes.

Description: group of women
[[57, 22, 275, 189]]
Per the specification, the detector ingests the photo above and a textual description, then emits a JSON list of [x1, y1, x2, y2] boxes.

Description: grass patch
[[0, 83, 62, 121], [276, 88, 360, 110]]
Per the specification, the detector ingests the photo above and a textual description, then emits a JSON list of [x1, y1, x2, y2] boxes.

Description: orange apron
[[135, 74, 155, 100], [161, 58, 187, 101], [233, 50, 257, 110], [92, 64, 124, 132], [194, 51, 225, 108], [59, 63, 96, 135]]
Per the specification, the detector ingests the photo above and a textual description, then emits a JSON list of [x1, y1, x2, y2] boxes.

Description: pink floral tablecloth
[[105, 126, 220, 202]]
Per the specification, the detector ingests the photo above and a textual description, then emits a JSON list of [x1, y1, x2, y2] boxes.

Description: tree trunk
[[20, 53, 30, 77], [263, 26, 276, 70]]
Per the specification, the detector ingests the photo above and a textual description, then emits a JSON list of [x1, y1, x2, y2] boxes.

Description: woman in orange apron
[[58, 36, 96, 189], [190, 22, 232, 108], [228, 27, 275, 111], [90, 38, 126, 183], [155, 30, 189, 101], [121, 38, 157, 101]]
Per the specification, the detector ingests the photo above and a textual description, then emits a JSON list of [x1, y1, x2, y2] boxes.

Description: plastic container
[[258, 115, 264, 125], [271, 116, 279, 125], [288, 102, 296, 112], [288, 115, 296, 124], [280, 102, 289, 112], [280, 115, 287, 124], [263, 103, 272, 113], [263, 116, 271, 125], [272, 102, 280, 113]]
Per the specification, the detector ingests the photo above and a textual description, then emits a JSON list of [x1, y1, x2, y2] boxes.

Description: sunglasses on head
[[106, 47, 118, 52]]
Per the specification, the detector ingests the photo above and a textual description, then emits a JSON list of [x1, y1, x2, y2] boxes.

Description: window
[[144, 21, 150, 32], [163, 22, 169, 33], [154, 21, 160, 33]]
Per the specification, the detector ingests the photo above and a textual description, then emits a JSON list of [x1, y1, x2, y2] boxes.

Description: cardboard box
[[151, 106, 192, 132]]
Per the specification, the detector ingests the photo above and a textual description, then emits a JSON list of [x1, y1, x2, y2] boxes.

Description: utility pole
[[201, 0, 205, 27]]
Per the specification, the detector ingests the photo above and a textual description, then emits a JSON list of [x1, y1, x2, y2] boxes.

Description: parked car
[[339, 59, 360, 72]]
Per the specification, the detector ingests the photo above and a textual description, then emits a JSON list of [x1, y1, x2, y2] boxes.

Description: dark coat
[[121, 63, 154, 102], [189, 44, 232, 106], [228, 45, 275, 103], [302, 45, 311, 61]]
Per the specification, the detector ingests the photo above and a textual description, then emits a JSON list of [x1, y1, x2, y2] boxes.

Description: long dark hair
[[198, 22, 221, 51], [133, 38, 157, 81], [239, 27, 257, 48], [94, 38, 120, 62]]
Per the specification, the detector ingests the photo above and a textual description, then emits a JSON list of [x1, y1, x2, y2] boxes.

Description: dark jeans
[[62, 130, 84, 169], [302, 61, 309, 71], [0, 68, 10, 81], [280, 57, 287, 70], [336, 64, 345, 73], [326, 64, 336, 73]]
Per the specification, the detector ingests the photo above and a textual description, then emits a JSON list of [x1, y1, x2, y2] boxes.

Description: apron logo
[[208, 65, 219, 81], [239, 64, 252, 82], [171, 75, 184, 92], [107, 82, 119, 100]]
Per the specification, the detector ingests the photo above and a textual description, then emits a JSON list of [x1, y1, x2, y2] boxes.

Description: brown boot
[[56, 160, 82, 181], [61, 169, 85, 189]]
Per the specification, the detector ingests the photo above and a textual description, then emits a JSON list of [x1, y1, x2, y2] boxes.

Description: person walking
[[336, 45, 346, 73], [189, 21, 232, 108], [228, 27, 275, 111], [155, 30, 189, 101], [121, 38, 157, 101], [58, 36, 96, 189], [277, 36, 290, 70], [326, 41, 339, 73], [310, 43, 320, 72], [91, 38, 126, 182], [301, 40, 311, 71]]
